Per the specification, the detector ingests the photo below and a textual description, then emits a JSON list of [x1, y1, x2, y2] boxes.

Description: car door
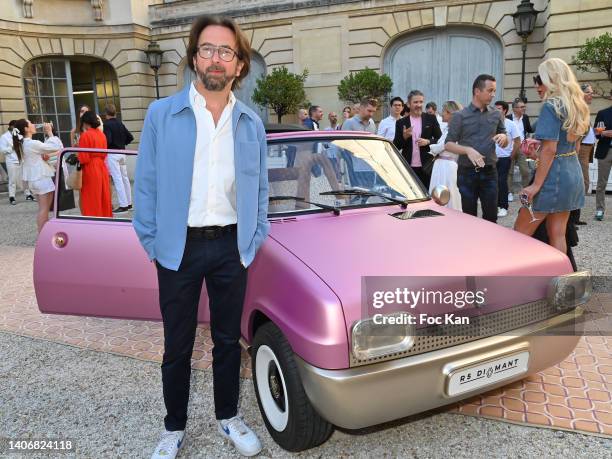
[[33, 149, 213, 322]]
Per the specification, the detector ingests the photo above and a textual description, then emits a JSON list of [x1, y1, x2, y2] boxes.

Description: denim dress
[[532, 101, 585, 213]]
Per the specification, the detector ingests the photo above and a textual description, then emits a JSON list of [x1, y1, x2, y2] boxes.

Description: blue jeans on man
[[496, 157, 511, 210], [457, 165, 498, 223]]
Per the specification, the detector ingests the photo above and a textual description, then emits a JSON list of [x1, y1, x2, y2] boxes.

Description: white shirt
[[0, 131, 18, 164], [496, 118, 520, 158], [583, 127, 596, 145], [21, 136, 63, 181], [377, 115, 399, 141], [429, 124, 457, 161], [511, 113, 526, 141], [188, 83, 238, 227]]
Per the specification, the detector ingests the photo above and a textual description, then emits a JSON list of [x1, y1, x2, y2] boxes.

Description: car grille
[[350, 299, 561, 367]]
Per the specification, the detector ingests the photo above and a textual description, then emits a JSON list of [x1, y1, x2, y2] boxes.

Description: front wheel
[[251, 322, 333, 451]]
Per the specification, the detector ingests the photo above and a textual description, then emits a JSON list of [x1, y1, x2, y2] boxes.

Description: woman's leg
[[513, 207, 548, 236], [545, 211, 570, 254], [36, 192, 53, 233]]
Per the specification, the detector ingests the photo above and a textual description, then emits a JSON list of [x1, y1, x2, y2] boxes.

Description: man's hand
[[402, 126, 413, 140], [466, 147, 485, 168], [601, 129, 612, 138], [493, 133, 509, 148], [416, 138, 430, 147]]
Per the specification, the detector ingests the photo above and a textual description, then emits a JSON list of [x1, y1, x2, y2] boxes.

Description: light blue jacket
[[133, 85, 270, 271]]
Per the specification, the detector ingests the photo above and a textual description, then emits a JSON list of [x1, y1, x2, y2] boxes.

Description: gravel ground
[[0, 190, 611, 458]]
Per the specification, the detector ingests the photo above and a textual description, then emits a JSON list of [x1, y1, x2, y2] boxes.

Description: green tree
[[572, 32, 612, 99], [337, 68, 393, 104], [252, 67, 308, 123]]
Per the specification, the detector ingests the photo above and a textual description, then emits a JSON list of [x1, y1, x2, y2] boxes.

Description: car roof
[[266, 130, 379, 141]]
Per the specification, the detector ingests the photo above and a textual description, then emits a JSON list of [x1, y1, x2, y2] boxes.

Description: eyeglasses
[[196, 44, 238, 62], [533, 75, 543, 86]]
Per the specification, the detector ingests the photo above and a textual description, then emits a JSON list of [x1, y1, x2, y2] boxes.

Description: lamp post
[[513, 0, 540, 103], [145, 41, 163, 99]]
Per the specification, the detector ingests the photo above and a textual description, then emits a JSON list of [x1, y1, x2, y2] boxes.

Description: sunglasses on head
[[533, 75, 543, 86]]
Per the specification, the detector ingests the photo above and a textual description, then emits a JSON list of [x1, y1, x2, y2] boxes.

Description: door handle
[[53, 232, 68, 248]]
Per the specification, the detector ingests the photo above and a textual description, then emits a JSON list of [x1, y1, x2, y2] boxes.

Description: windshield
[[267, 137, 428, 215]]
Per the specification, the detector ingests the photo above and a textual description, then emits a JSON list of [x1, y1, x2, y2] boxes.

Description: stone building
[[0, 0, 610, 149]]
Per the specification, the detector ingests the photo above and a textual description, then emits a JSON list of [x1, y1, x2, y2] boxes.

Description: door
[[383, 27, 503, 109]]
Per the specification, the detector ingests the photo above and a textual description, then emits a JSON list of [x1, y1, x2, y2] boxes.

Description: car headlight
[[547, 270, 592, 311], [352, 312, 415, 360]]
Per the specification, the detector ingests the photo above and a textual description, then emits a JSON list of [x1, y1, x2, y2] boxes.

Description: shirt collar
[[469, 103, 489, 113], [190, 82, 236, 111]]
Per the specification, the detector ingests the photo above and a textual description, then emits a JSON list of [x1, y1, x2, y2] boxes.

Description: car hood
[[268, 203, 573, 333]]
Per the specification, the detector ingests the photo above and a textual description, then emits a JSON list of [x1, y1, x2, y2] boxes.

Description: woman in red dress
[[77, 111, 112, 217]]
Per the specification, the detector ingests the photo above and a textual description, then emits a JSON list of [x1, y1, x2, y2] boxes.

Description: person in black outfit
[[103, 104, 134, 213], [393, 89, 442, 188]]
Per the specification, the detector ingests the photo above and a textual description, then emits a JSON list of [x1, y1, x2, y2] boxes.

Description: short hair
[[105, 103, 117, 117], [308, 105, 321, 117], [360, 97, 378, 108], [8, 119, 16, 129], [425, 101, 437, 111], [81, 110, 100, 128], [186, 15, 251, 90], [390, 96, 404, 106], [511, 98, 525, 108], [494, 100, 509, 113], [472, 74, 496, 95], [407, 90, 424, 102]]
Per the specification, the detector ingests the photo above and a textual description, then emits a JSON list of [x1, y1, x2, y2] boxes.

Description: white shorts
[[28, 177, 55, 195]]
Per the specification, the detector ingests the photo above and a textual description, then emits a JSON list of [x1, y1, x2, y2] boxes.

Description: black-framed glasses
[[196, 44, 238, 62], [533, 74, 543, 86]]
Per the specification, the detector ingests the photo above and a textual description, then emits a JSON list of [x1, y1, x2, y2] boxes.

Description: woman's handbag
[[67, 167, 82, 190]]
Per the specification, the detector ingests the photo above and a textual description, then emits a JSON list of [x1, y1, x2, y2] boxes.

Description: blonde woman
[[428, 100, 462, 210], [514, 58, 590, 254]]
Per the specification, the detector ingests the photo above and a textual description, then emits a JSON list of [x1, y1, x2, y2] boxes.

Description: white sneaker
[[498, 208, 508, 217], [508, 192, 514, 202], [151, 430, 185, 459], [218, 415, 262, 457]]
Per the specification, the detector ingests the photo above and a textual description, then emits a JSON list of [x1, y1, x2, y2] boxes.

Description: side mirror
[[431, 185, 450, 206]]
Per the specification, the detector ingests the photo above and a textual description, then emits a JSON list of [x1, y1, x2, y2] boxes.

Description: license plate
[[447, 351, 530, 396]]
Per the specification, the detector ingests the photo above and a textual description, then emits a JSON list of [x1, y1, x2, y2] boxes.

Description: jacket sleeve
[[393, 118, 406, 150], [250, 121, 271, 257], [133, 106, 158, 261], [524, 115, 534, 134], [124, 124, 134, 146], [430, 115, 442, 144], [103, 123, 113, 148]]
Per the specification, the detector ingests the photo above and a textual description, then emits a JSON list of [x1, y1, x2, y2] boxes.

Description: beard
[[196, 64, 232, 91]]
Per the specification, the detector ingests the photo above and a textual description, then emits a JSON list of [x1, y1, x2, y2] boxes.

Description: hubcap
[[256, 345, 289, 431]]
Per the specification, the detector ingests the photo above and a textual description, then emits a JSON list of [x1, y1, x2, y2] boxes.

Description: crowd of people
[[295, 58, 611, 264], [0, 103, 134, 230]]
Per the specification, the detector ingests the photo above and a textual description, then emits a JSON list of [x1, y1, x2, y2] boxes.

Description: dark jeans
[[496, 157, 511, 210], [156, 229, 247, 431], [457, 165, 498, 223]]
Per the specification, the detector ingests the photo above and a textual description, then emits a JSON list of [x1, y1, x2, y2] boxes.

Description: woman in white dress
[[428, 101, 463, 211], [12, 119, 63, 232]]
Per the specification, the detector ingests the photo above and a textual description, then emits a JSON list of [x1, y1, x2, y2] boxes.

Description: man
[[342, 98, 378, 133], [445, 74, 509, 223], [0, 120, 34, 204], [493, 101, 520, 217], [507, 98, 533, 202], [426, 101, 445, 129], [393, 90, 442, 189], [134, 15, 269, 458], [594, 103, 612, 221], [297, 108, 308, 126], [103, 104, 134, 213], [303, 105, 323, 130], [377, 96, 404, 141], [324, 111, 338, 130]]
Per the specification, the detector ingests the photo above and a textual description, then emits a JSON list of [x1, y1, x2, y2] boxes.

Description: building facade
[[0, 0, 611, 149]]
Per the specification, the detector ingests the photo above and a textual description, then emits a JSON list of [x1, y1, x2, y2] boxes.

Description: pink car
[[34, 132, 590, 452]]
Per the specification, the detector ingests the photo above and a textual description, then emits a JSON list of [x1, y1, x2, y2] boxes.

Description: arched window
[[383, 27, 503, 110], [23, 58, 120, 146]]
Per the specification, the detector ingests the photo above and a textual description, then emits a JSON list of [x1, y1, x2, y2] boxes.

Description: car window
[[267, 137, 428, 214], [56, 150, 134, 221]]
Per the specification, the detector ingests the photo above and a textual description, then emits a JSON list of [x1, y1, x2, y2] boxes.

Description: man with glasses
[[134, 15, 269, 459], [507, 98, 533, 203]]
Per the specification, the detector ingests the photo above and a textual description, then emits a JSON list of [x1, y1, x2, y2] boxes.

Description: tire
[[251, 322, 334, 452]]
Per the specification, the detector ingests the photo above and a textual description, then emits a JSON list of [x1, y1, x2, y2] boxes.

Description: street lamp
[[145, 41, 164, 99], [513, 0, 540, 103]]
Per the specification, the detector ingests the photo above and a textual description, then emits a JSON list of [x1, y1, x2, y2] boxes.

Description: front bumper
[[295, 308, 582, 429]]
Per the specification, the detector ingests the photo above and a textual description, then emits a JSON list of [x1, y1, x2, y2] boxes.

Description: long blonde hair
[[538, 58, 590, 140]]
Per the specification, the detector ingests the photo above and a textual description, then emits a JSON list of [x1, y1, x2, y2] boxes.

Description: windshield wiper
[[269, 195, 341, 215], [320, 188, 408, 208]]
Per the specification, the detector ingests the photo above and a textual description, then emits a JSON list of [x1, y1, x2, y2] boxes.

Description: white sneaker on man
[[218, 415, 262, 456], [151, 430, 185, 459], [498, 207, 508, 217], [508, 192, 514, 202]]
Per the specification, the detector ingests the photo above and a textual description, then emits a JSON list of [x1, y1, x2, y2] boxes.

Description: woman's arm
[[521, 139, 557, 201]]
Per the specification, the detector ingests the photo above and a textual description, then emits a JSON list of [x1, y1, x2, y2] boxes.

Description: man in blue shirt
[[134, 15, 269, 459]]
